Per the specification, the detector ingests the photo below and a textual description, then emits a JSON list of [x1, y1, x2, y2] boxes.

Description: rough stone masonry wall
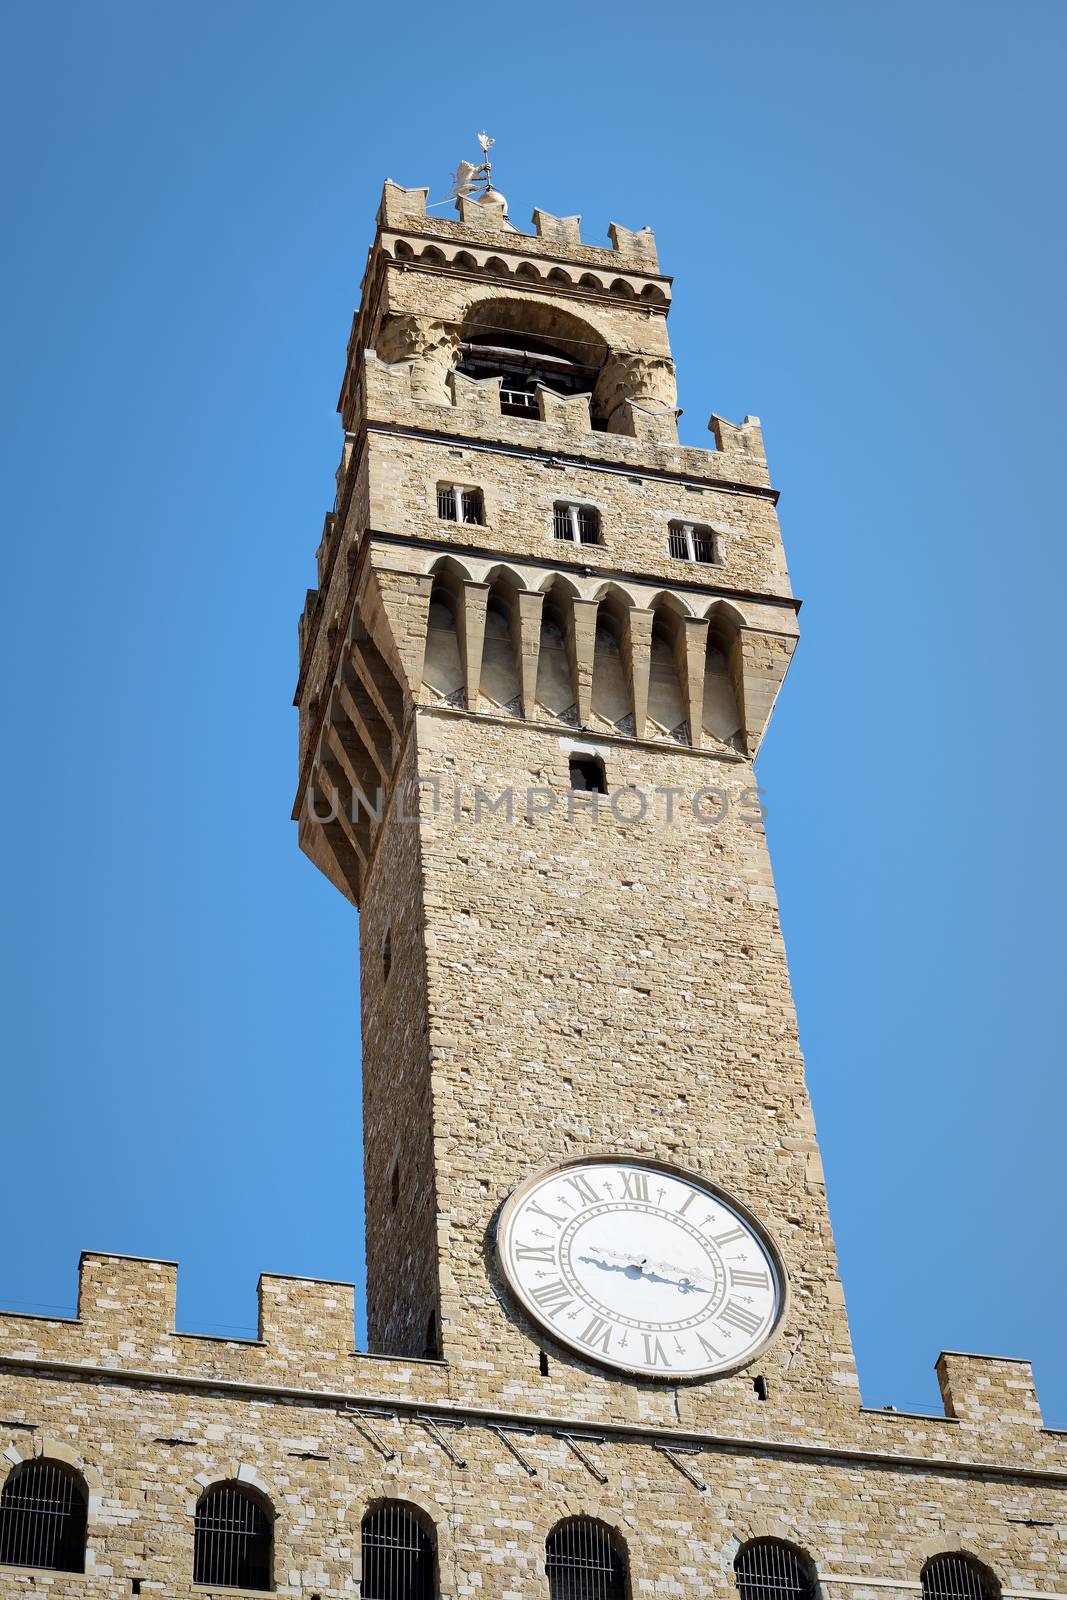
[[0, 1296, 1065, 1600], [408, 709, 857, 1429], [358, 731, 442, 1359], [362, 431, 790, 598]]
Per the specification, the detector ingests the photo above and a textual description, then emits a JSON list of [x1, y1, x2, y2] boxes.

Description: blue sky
[[1, 1, 1064, 1424]]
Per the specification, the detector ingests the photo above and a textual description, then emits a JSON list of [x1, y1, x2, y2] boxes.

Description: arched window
[[194, 1482, 272, 1591], [0, 1459, 88, 1573], [546, 1517, 626, 1600], [735, 1540, 815, 1600], [456, 299, 608, 424], [922, 1556, 999, 1600], [361, 1501, 435, 1600]]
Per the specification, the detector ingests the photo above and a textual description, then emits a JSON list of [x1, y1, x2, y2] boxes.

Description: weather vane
[[450, 131, 504, 211]]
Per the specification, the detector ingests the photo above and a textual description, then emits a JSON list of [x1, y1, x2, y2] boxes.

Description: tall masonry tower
[[0, 170, 1061, 1600], [293, 174, 829, 1399]]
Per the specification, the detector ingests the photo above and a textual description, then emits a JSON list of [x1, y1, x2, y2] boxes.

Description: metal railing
[[500, 388, 539, 417]]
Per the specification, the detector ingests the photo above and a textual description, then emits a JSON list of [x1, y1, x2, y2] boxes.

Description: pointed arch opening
[[703, 602, 744, 750], [0, 1459, 88, 1574], [479, 573, 523, 712], [193, 1481, 273, 1592], [361, 1500, 436, 1600], [546, 1517, 627, 1600], [423, 567, 465, 703], [646, 604, 689, 742], [535, 580, 578, 722], [591, 593, 633, 733]]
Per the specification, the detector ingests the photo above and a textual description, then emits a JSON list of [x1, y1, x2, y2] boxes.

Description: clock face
[[497, 1157, 784, 1379]]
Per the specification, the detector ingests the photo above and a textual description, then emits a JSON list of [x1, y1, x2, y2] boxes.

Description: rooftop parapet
[[5, 1253, 363, 1367], [936, 1351, 1044, 1430], [377, 181, 661, 273]]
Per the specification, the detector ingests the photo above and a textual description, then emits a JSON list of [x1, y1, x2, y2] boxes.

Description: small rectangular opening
[[569, 755, 606, 794], [668, 520, 719, 565], [553, 502, 601, 544], [437, 485, 484, 525]]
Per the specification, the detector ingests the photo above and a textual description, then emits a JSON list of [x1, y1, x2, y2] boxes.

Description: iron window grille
[[546, 1517, 626, 1600], [553, 503, 601, 544], [436, 486, 484, 525], [0, 1460, 88, 1574], [668, 521, 718, 564], [922, 1557, 999, 1600], [735, 1541, 815, 1600], [193, 1483, 273, 1592], [361, 1502, 435, 1600]]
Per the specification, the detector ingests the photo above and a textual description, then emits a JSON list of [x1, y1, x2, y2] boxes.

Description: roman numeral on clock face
[[578, 1315, 613, 1354], [729, 1267, 769, 1289], [641, 1332, 671, 1367], [526, 1199, 567, 1228], [718, 1298, 763, 1336], [619, 1170, 650, 1202], [565, 1172, 601, 1206], [711, 1225, 746, 1246], [514, 1243, 555, 1263], [529, 1278, 573, 1316]]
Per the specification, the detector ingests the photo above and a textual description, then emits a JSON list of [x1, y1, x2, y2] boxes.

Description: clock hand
[[640, 1267, 710, 1294], [581, 1248, 713, 1293]]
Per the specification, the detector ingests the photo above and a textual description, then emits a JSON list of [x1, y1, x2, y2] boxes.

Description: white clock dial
[[497, 1157, 784, 1379]]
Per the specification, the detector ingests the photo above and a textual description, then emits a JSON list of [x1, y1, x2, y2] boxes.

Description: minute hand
[[641, 1258, 715, 1291]]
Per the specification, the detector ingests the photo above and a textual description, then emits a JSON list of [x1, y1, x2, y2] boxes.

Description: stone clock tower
[[0, 171, 1061, 1600], [294, 174, 852, 1427]]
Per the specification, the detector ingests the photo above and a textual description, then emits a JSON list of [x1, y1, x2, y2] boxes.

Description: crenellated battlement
[[377, 180, 662, 272], [936, 1350, 1045, 1430], [0, 1256, 1060, 1475]]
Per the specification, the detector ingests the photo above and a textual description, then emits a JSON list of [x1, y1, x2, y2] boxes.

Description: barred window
[[553, 503, 601, 544], [668, 521, 718, 564], [361, 1502, 435, 1600], [735, 1540, 815, 1600], [437, 485, 484, 525], [922, 1556, 999, 1600], [0, 1459, 88, 1574], [193, 1482, 272, 1591], [546, 1517, 626, 1600]]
